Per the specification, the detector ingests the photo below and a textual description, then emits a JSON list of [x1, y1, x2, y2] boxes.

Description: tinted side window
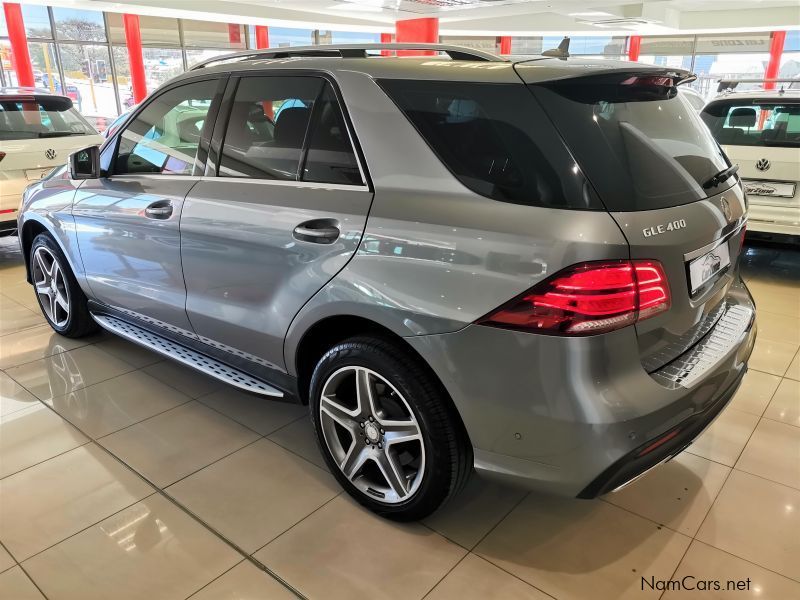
[[379, 79, 600, 209], [115, 80, 217, 176], [219, 77, 322, 179], [302, 83, 362, 185]]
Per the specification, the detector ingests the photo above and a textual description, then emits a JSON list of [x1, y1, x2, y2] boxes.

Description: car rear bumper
[[747, 204, 800, 236], [405, 278, 756, 497]]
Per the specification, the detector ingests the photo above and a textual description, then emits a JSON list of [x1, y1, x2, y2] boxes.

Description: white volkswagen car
[[0, 88, 103, 235], [701, 84, 800, 238]]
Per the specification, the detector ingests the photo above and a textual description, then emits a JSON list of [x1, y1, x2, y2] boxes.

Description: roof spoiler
[[542, 37, 570, 59], [717, 78, 799, 93]]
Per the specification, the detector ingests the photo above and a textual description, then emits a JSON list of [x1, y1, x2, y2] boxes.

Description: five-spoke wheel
[[310, 336, 471, 520], [319, 366, 425, 504], [32, 245, 70, 328], [29, 233, 97, 338]]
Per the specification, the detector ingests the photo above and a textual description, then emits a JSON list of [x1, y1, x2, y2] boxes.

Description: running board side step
[[91, 313, 284, 397]]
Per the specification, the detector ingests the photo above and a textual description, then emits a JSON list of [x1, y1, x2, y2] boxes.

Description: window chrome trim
[[201, 176, 369, 192]]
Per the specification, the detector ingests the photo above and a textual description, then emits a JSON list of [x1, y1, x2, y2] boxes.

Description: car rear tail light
[[477, 260, 670, 336], [620, 75, 674, 88]]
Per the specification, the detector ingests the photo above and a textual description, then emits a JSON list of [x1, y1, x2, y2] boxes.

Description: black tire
[[309, 335, 471, 521], [30, 233, 98, 338]]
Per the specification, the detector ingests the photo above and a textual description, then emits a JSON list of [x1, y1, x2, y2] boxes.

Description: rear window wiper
[[702, 163, 739, 189]]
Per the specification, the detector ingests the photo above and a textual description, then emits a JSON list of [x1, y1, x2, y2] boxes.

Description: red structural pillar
[[255, 25, 269, 49], [396, 18, 438, 56], [380, 32, 393, 56], [123, 14, 147, 103], [628, 35, 641, 61], [764, 31, 786, 90], [3, 3, 34, 87], [499, 36, 512, 55]]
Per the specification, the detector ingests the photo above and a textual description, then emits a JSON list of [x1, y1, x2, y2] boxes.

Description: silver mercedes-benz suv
[[18, 43, 756, 521]]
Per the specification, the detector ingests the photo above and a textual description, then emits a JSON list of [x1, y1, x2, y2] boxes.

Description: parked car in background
[[82, 115, 109, 134], [41, 76, 83, 111], [702, 84, 800, 238], [19, 45, 756, 520], [0, 88, 102, 235]]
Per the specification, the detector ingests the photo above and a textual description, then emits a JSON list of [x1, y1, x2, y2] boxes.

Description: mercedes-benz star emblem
[[45, 149, 57, 160], [720, 197, 732, 221], [755, 158, 770, 172]]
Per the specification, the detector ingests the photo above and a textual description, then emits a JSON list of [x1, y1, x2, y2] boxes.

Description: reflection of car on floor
[[0, 87, 103, 236], [702, 81, 800, 239], [19, 43, 757, 521]]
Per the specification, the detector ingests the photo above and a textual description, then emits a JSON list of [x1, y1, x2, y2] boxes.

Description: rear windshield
[[0, 96, 95, 140], [378, 79, 602, 210], [701, 101, 800, 148], [530, 75, 732, 212]]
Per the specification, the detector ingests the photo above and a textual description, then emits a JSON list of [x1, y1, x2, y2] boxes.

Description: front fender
[[19, 168, 87, 292]]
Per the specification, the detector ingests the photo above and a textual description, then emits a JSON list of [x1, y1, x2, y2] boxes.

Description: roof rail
[[717, 78, 799, 93], [190, 43, 506, 70]]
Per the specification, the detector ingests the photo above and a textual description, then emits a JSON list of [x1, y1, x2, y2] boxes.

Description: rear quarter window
[[377, 79, 601, 210]]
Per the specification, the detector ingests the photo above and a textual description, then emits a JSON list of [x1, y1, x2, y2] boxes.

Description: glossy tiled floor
[[1, 235, 799, 600]]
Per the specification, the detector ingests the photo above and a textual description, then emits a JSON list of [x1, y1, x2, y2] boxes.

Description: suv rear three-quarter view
[[18, 44, 756, 521]]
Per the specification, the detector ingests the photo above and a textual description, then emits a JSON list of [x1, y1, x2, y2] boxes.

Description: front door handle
[[145, 202, 173, 219], [293, 219, 340, 244]]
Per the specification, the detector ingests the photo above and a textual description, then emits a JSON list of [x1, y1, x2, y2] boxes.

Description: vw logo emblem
[[755, 158, 770, 172], [45, 148, 57, 160], [720, 197, 732, 221]]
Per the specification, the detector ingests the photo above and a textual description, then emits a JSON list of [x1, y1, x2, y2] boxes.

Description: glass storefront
[[0, 5, 795, 124]]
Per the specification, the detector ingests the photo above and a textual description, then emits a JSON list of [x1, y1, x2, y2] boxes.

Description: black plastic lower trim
[[577, 366, 747, 499]]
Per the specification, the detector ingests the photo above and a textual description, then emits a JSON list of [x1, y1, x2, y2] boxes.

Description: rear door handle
[[293, 219, 340, 244], [145, 202, 173, 219]]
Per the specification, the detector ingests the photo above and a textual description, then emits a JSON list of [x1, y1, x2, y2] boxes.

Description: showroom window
[[247, 26, 315, 48]]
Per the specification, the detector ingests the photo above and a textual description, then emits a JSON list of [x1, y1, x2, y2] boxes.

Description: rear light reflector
[[637, 428, 681, 457], [0, 209, 15, 215], [477, 260, 670, 336]]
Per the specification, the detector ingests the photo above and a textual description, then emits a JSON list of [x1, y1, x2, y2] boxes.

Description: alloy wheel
[[32, 246, 70, 328], [319, 366, 425, 504]]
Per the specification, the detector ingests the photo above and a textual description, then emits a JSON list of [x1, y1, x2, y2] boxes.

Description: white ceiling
[[29, 0, 800, 35]]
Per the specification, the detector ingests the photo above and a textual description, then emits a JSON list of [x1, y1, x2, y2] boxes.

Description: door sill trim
[[91, 313, 284, 397]]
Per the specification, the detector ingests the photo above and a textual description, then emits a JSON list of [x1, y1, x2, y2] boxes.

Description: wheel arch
[[20, 219, 49, 283], [292, 315, 471, 448]]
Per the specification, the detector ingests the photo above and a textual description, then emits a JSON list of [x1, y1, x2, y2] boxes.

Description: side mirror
[[69, 146, 100, 180]]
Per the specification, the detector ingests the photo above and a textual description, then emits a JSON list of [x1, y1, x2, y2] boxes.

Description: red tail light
[[477, 260, 670, 336]]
